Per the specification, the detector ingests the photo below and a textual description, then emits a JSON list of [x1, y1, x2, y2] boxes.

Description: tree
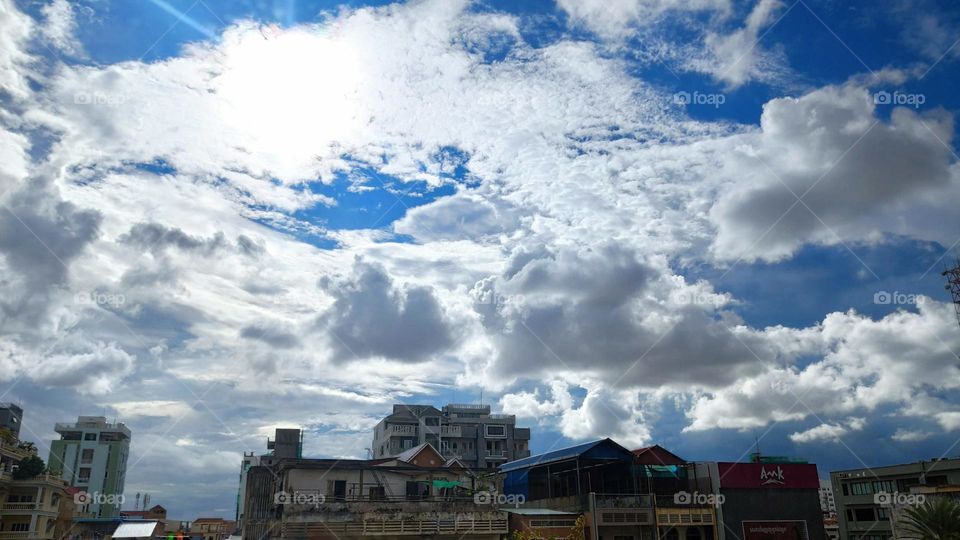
[[12, 455, 46, 480], [0, 427, 15, 445], [899, 497, 960, 540]]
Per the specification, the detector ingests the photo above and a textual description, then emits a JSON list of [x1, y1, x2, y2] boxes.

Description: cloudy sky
[[2, 0, 960, 519]]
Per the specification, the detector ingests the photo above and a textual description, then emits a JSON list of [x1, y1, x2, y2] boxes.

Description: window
[[485, 425, 506, 437], [530, 519, 578, 528], [424, 417, 439, 426], [853, 508, 875, 522], [850, 482, 873, 495], [872, 480, 895, 493], [842, 483, 849, 496], [925, 475, 948, 486], [369, 486, 385, 500], [10, 524, 30, 532], [84, 433, 97, 441], [81, 449, 94, 464], [402, 439, 413, 449], [876, 507, 890, 520], [78, 468, 91, 482]]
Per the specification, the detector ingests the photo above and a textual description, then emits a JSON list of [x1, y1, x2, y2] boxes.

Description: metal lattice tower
[[943, 260, 960, 330]]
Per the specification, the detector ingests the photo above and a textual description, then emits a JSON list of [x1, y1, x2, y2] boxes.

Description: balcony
[[440, 425, 461, 437], [283, 515, 508, 537], [387, 425, 418, 436], [0, 531, 54, 540], [1, 503, 38, 511], [485, 450, 508, 460]]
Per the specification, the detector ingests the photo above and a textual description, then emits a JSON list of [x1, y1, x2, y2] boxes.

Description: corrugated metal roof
[[112, 521, 159, 538], [499, 438, 632, 473]]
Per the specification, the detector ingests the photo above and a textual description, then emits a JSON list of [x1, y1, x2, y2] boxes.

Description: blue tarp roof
[[499, 438, 633, 473]]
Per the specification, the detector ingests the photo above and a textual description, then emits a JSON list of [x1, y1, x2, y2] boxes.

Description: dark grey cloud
[[477, 244, 766, 388], [119, 223, 263, 257], [317, 260, 457, 363], [240, 323, 300, 349]]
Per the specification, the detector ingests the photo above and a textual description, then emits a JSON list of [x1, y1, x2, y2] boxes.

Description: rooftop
[[500, 438, 634, 473]]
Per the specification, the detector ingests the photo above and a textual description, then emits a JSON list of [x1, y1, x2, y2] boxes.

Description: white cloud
[[40, 0, 83, 56], [696, 0, 787, 88], [556, 0, 730, 40], [789, 417, 865, 443]]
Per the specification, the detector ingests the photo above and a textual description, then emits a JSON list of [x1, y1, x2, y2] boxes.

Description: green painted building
[[48, 416, 131, 518]]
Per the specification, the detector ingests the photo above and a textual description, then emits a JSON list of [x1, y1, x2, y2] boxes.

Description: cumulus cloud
[[317, 260, 458, 363], [789, 417, 865, 443], [709, 85, 960, 263]]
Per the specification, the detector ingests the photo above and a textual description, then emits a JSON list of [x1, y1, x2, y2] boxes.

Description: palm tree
[[899, 497, 960, 540]]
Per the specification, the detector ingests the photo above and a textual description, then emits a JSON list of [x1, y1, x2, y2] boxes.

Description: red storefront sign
[[742, 521, 806, 540], [717, 462, 820, 489]]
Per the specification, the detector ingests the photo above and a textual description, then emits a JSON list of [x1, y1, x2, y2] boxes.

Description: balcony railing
[[0, 532, 51, 540], [485, 450, 507, 458], [440, 425, 461, 437], [1, 502, 38, 510], [283, 517, 508, 537]]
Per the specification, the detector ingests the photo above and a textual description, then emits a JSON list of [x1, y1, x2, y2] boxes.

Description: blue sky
[[2, 0, 960, 520]]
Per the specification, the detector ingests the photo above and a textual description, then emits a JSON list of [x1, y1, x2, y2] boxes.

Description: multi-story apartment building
[[371, 403, 531, 469], [48, 416, 131, 518], [820, 479, 839, 540], [0, 432, 74, 540], [0, 404, 23, 441], [236, 428, 302, 527], [831, 457, 960, 540], [239, 430, 506, 540]]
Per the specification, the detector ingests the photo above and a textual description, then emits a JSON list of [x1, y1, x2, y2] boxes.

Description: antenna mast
[[943, 260, 960, 330]]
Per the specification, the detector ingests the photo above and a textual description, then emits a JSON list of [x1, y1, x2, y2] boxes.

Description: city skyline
[[1, 0, 960, 523]]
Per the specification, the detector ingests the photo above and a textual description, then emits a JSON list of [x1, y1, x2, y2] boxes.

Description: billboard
[[717, 463, 820, 489], [742, 520, 807, 540]]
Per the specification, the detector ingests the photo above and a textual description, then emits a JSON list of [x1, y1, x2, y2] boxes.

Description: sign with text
[[718, 463, 820, 489], [742, 521, 806, 540]]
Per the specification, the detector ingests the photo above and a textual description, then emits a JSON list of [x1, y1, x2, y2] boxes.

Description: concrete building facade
[[0, 404, 23, 441], [831, 457, 960, 540], [371, 404, 530, 469], [48, 416, 131, 518], [239, 433, 505, 540]]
